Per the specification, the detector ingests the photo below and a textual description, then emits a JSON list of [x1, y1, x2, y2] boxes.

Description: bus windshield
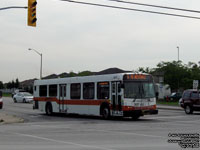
[[124, 82, 155, 99]]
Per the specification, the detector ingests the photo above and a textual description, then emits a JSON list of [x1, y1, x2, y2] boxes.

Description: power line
[[61, 0, 200, 20], [0, 6, 27, 11], [108, 0, 200, 14]]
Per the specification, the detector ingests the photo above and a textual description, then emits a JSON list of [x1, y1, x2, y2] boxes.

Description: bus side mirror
[[155, 92, 159, 97]]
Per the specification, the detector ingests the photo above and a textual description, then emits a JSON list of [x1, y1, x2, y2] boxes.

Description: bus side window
[[97, 82, 109, 99], [39, 85, 47, 97], [49, 84, 57, 97], [71, 83, 81, 99], [83, 82, 94, 99]]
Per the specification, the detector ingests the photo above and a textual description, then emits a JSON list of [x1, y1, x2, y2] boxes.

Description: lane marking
[[14, 132, 116, 150], [146, 115, 185, 119], [87, 129, 166, 139]]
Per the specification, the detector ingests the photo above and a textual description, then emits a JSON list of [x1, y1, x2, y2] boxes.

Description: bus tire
[[46, 103, 53, 115], [131, 115, 140, 120], [102, 106, 110, 120]]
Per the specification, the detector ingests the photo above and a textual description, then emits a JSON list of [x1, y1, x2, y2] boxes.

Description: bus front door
[[111, 82, 122, 115], [59, 84, 66, 113]]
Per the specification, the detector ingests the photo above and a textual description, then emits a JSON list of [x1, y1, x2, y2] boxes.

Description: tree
[[11, 80, 15, 89], [15, 78, 19, 88], [69, 71, 76, 77], [77, 71, 93, 76], [154, 61, 200, 91], [0, 81, 3, 89], [137, 67, 154, 73], [6, 82, 12, 89]]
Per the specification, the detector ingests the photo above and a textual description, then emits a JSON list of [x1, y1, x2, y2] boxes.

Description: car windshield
[[171, 93, 176, 96], [124, 82, 155, 99], [22, 92, 32, 96]]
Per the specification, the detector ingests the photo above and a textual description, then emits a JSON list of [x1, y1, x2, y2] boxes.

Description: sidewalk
[[157, 104, 183, 111], [0, 113, 24, 125]]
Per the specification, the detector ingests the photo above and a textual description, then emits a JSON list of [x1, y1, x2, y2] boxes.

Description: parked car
[[169, 92, 182, 101], [179, 98, 183, 106], [0, 91, 3, 109], [12, 89, 26, 98], [13, 92, 33, 103], [181, 89, 200, 114]]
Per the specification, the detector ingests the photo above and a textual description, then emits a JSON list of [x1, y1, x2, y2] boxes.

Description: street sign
[[193, 80, 199, 89]]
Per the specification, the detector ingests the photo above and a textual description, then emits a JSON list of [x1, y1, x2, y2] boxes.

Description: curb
[[157, 105, 183, 111]]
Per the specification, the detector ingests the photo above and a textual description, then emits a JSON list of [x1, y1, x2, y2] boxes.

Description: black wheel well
[[100, 102, 110, 115], [184, 103, 192, 108], [46, 102, 52, 109]]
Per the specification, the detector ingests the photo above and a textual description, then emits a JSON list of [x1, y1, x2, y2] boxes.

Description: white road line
[[89, 129, 166, 139], [146, 115, 185, 119], [14, 132, 116, 150]]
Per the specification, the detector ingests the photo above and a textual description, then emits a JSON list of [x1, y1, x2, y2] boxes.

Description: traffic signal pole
[[0, 6, 27, 11]]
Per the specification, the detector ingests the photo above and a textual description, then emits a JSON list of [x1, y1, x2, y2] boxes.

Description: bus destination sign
[[124, 74, 147, 80]]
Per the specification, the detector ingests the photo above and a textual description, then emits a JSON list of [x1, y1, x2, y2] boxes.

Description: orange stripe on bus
[[34, 97, 110, 106]]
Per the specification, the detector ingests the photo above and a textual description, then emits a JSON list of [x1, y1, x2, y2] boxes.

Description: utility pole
[[28, 48, 43, 79], [177, 46, 179, 61]]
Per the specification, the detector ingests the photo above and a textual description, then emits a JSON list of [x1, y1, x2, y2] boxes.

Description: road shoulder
[[0, 113, 24, 125], [157, 104, 183, 111]]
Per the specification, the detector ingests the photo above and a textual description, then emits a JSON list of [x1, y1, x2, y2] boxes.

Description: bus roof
[[34, 72, 150, 85]]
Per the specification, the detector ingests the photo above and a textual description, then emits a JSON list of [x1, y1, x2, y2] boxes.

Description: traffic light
[[28, 0, 37, 27]]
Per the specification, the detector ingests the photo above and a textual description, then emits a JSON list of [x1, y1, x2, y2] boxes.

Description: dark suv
[[181, 89, 200, 114]]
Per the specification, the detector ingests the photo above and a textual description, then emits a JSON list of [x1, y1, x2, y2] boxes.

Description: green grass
[[2, 93, 12, 97], [157, 100, 179, 106]]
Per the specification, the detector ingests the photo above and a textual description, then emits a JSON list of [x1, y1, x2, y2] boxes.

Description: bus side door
[[59, 84, 67, 113], [112, 81, 122, 113]]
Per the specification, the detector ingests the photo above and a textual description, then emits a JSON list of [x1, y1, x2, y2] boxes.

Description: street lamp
[[28, 48, 42, 79], [177, 46, 179, 62]]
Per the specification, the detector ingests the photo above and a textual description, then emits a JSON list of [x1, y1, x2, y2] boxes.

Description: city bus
[[33, 73, 158, 119]]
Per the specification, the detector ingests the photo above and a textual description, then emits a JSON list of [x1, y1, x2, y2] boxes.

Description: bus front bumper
[[142, 109, 158, 115], [123, 109, 158, 117]]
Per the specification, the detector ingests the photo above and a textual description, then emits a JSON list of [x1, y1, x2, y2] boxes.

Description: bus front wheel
[[131, 115, 140, 120], [46, 103, 53, 115]]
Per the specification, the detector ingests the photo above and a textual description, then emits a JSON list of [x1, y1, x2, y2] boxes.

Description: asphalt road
[[0, 97, 200, 150]]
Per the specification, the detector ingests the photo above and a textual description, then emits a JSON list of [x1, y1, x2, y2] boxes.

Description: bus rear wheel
[[46, 103, 53, 115]]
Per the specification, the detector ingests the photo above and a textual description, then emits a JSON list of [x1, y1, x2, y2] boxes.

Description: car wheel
[[102, 107, 110, 120], [13, 98, 17, 103], [184, 105, 193, 114], [23, 99, 26, 103]]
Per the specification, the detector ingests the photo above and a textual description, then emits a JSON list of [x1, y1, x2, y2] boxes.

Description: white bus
[[33, 73, 158, 119]]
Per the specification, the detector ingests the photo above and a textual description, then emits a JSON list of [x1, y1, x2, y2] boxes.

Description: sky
[[1, 0, 200, 83]]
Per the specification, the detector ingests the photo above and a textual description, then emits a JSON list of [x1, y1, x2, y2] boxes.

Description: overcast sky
[[1, 0, 200, 83]]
